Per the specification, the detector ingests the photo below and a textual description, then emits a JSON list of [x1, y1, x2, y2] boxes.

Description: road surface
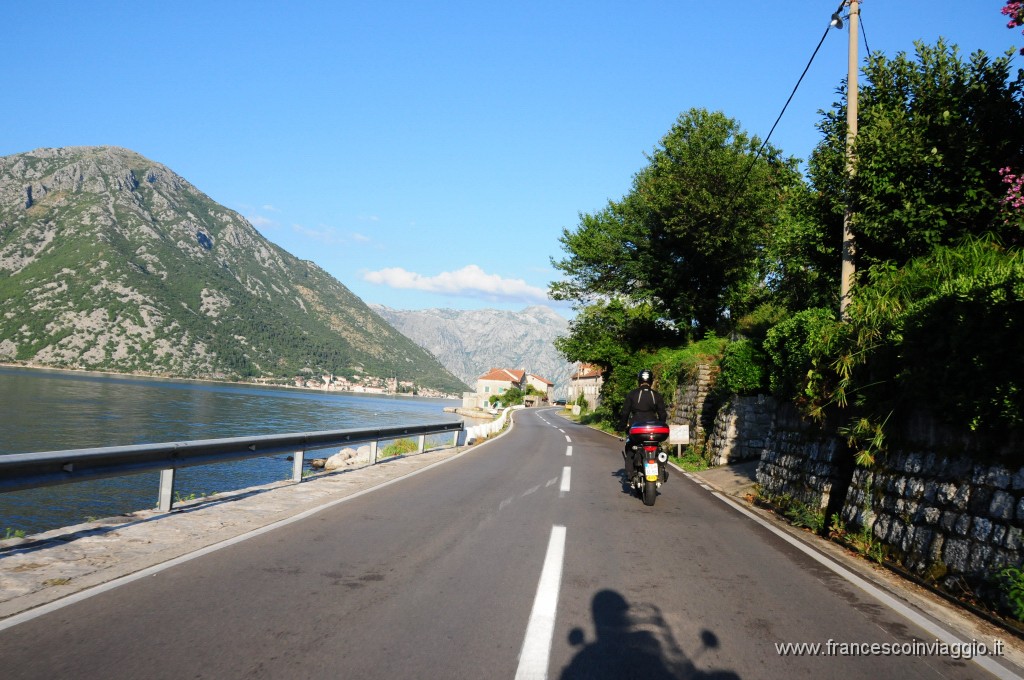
[[0, 408, 1017, 679]]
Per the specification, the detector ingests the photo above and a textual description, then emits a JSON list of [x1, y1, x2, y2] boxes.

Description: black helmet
[[637, 369, 653, 386]]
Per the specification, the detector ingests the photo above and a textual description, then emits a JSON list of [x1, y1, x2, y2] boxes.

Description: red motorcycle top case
[[628, 422, 670, 442]]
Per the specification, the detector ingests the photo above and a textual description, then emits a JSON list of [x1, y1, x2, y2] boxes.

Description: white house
[[567, 363, 603, 409]]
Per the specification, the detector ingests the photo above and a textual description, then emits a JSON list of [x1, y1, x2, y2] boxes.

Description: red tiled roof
[[526, 373, 553, 386], [573, 363, 602, 379], [477, 367, 526, 382]]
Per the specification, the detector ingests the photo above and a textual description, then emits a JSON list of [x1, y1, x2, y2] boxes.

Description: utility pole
[[839, 0, 859, 319]]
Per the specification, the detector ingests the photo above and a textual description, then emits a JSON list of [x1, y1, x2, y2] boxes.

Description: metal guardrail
[[0, 421, 465, 512]]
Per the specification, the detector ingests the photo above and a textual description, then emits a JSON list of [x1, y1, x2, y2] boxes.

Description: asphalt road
[[0, 408, 1016, 679]]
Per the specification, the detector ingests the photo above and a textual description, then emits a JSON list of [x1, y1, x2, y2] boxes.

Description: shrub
[[994, 567, 1024, 621], [763, 307, 839, 398], [898, 260, 1024, 431], [719, 339, 767, 395]]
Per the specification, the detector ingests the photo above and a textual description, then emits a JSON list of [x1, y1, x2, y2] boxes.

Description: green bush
[[592, 336, 728, 429], [763, 307, 839, 398], [719, 339, 767, 395], [898, 261, 1024, 431], [994, 567, 1024, 621]]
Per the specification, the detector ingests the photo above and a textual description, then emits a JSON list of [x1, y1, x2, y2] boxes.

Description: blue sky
[[3, 2, 1019, 318]]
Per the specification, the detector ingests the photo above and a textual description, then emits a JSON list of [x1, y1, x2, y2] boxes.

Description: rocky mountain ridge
[[0, 146, 467, 395], [370, 304, 575, 395]]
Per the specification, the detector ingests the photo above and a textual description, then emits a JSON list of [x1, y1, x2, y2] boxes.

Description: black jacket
[[619, 387, 667, 430]]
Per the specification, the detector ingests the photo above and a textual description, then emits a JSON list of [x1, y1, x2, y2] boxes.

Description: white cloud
[[291, 223, 340, 244], [352, 232, 371, 243], [247, 214, 276, 229], [363, 264, 550, 303]]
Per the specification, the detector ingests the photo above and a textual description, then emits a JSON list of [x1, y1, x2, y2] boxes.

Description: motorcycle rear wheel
[[642, 479, 657, 506]]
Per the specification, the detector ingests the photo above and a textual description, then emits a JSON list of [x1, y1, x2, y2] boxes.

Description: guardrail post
[[452, 430, 459, 448], [417, 434, 426, 453], [292, 449, 304, 482], [369, 440, 378, 465], [158, 468, 176, 512]]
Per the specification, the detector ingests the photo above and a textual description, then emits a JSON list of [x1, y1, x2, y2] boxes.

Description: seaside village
[[288, 363, 607, 408], [290, 372, 448, 397]]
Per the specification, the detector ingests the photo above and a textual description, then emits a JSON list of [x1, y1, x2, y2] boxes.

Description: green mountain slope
[[0, 146, 467, 395]]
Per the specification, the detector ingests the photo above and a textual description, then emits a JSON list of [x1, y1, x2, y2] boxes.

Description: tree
[[551, 108, 802, 333], [760, 178, 840, 313], [553, 298, 678, 374], [810, 40, 1024, 270]]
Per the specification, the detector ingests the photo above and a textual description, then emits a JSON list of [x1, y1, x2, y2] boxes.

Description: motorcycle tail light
[[644, 445, 658, 453]]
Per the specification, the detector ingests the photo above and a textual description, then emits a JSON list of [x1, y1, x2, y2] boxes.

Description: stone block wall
[[843, 451, 1024, 583], [707, 394, 776, 466], [754, 405, 845, 511], [673, 360, 1024, 582], [669, 363, 718, 448]]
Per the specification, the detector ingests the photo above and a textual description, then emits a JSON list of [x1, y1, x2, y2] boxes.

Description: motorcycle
[[624, 421, 670, 506]]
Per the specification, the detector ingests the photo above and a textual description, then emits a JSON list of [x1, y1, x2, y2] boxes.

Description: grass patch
[[381, 438, 419, 458], [670, 443, 712, 472]]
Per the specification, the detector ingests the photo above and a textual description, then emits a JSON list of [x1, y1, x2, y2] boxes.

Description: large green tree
[[810, 39, 1024, 270], [773, 38, 1024, 452], [551, 108, 803, 333]]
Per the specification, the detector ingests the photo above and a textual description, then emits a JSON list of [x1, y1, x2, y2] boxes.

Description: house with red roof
[[472, 367, 553, 407]]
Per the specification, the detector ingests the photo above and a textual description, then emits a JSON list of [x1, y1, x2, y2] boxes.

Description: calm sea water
[[0, 366, 462, 536]]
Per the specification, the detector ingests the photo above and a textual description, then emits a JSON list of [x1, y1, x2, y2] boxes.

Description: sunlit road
[[0, 408, 1012, 679]]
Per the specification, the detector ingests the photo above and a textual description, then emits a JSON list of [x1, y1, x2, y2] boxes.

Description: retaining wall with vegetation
[[674, 366, 1023, 587]]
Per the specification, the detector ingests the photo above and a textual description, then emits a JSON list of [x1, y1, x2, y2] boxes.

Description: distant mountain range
[[0, 146, 467, 395], [370, 305, 575, 396]]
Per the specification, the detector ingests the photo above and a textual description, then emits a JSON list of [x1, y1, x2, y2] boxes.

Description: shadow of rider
[[559, 590, 741, 680]]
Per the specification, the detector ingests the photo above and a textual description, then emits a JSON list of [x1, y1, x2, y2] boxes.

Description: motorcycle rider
[[619, 369, 668, 481]]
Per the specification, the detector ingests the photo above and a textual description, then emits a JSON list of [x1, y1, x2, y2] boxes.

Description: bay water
[[0, 366, 463, 536]]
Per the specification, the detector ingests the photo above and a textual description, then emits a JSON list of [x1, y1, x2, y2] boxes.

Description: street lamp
[[837, 1, 860, 319]]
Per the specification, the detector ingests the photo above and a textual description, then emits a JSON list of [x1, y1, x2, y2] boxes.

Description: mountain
[[369, 305, 575, 396], [0, 146, 467, 395]]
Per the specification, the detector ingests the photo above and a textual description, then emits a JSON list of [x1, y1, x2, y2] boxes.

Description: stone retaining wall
[[843, 451, 1023, 584], [669, 363, 718, 449], [707, 394, 776, 466], [754, 406, 845, 511], [674, 367, 1024, 583]]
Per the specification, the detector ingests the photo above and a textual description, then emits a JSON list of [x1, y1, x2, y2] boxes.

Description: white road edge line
[[560, 466, 571, 495], [515, 525, 567, 680], [709, 491, 1023, 680]]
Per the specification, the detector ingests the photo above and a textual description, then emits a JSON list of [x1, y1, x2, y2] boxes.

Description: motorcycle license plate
[[644, 461, 659, 480]]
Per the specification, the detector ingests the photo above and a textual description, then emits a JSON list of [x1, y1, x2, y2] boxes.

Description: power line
[[722, 2, 847, 216], [750, 0, 847, 169], [860, 16, 873, 58]]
